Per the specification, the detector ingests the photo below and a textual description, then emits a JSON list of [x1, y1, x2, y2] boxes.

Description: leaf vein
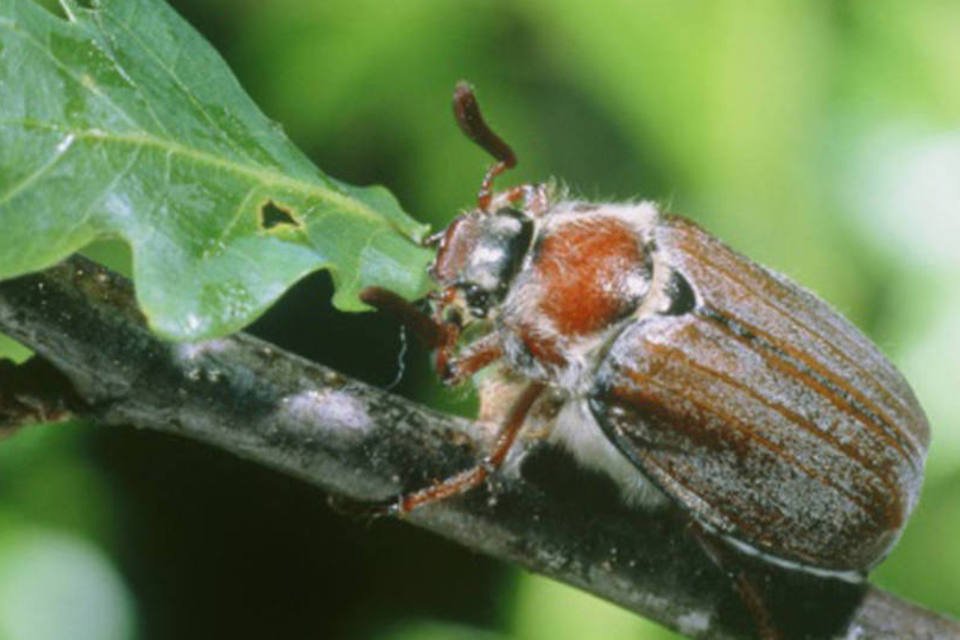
[[1, 119, 385, 225], [102, 10, 252, 163], [66, 144, 145, 238], [0, 133, 75, 208], [89, 11, 174, 141], [216, 185, 261, 246], [0, 20, 141, 132]]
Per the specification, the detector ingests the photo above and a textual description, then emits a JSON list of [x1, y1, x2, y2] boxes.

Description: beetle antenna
[[453, 81, 518, 211]]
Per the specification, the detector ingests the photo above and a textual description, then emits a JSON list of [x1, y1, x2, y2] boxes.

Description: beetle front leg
[[431, 317, 460, 384], [438, 332, 503, 386]]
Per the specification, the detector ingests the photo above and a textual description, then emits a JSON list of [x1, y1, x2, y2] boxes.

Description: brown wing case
[[588, 216, 929, 572]]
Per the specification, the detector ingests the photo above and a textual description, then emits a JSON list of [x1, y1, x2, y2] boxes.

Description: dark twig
[[0, 256, 956, 640]]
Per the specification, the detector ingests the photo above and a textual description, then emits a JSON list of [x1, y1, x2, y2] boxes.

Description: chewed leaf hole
[[259, 200, 300, 231]]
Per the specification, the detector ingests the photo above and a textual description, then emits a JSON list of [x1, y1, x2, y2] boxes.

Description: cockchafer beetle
[[360, 82, 930, 638]]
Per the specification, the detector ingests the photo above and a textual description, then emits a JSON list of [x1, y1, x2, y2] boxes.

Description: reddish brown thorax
[[533, 217, 649, 337]]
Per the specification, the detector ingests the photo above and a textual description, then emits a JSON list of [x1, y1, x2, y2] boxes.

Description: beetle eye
[[463, 284, 491, 318]]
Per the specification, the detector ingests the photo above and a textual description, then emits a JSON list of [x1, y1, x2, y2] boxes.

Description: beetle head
[[430, 207, 533, 320]]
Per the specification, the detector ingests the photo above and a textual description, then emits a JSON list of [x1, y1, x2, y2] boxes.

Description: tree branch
[[0, 256, 956, 639]]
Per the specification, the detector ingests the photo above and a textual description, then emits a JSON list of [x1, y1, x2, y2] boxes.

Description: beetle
[[360, 82, 930, 636]]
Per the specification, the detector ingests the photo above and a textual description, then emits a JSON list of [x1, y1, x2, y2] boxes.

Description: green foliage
[[0, 0, 432, 340]]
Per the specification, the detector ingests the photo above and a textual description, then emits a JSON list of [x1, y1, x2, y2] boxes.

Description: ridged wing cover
[[589, 216, 929, 572]]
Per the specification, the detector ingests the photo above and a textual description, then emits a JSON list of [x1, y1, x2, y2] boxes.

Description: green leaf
[[0, 0, 433, 340]]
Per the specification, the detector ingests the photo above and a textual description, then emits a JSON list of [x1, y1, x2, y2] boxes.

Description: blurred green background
[[2, 0, 959, 638]]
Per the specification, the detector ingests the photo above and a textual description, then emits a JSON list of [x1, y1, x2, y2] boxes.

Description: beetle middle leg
[[360, 285, 537, 512], [438, 332, 503, 385], [392, 381, 546, 514]]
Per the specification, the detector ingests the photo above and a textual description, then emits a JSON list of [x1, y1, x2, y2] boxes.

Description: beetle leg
[[439, 332, 503, 386], [730, 572, 781, 640], [428, 286, 476, 379], [393, 381, 546, 514], [432, 321, 461, 383], [422, 229, 446, 248], [687, 523, 783, 640]]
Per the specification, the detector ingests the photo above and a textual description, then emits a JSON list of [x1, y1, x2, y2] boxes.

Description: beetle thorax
[[495, 202, 661, 390]]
